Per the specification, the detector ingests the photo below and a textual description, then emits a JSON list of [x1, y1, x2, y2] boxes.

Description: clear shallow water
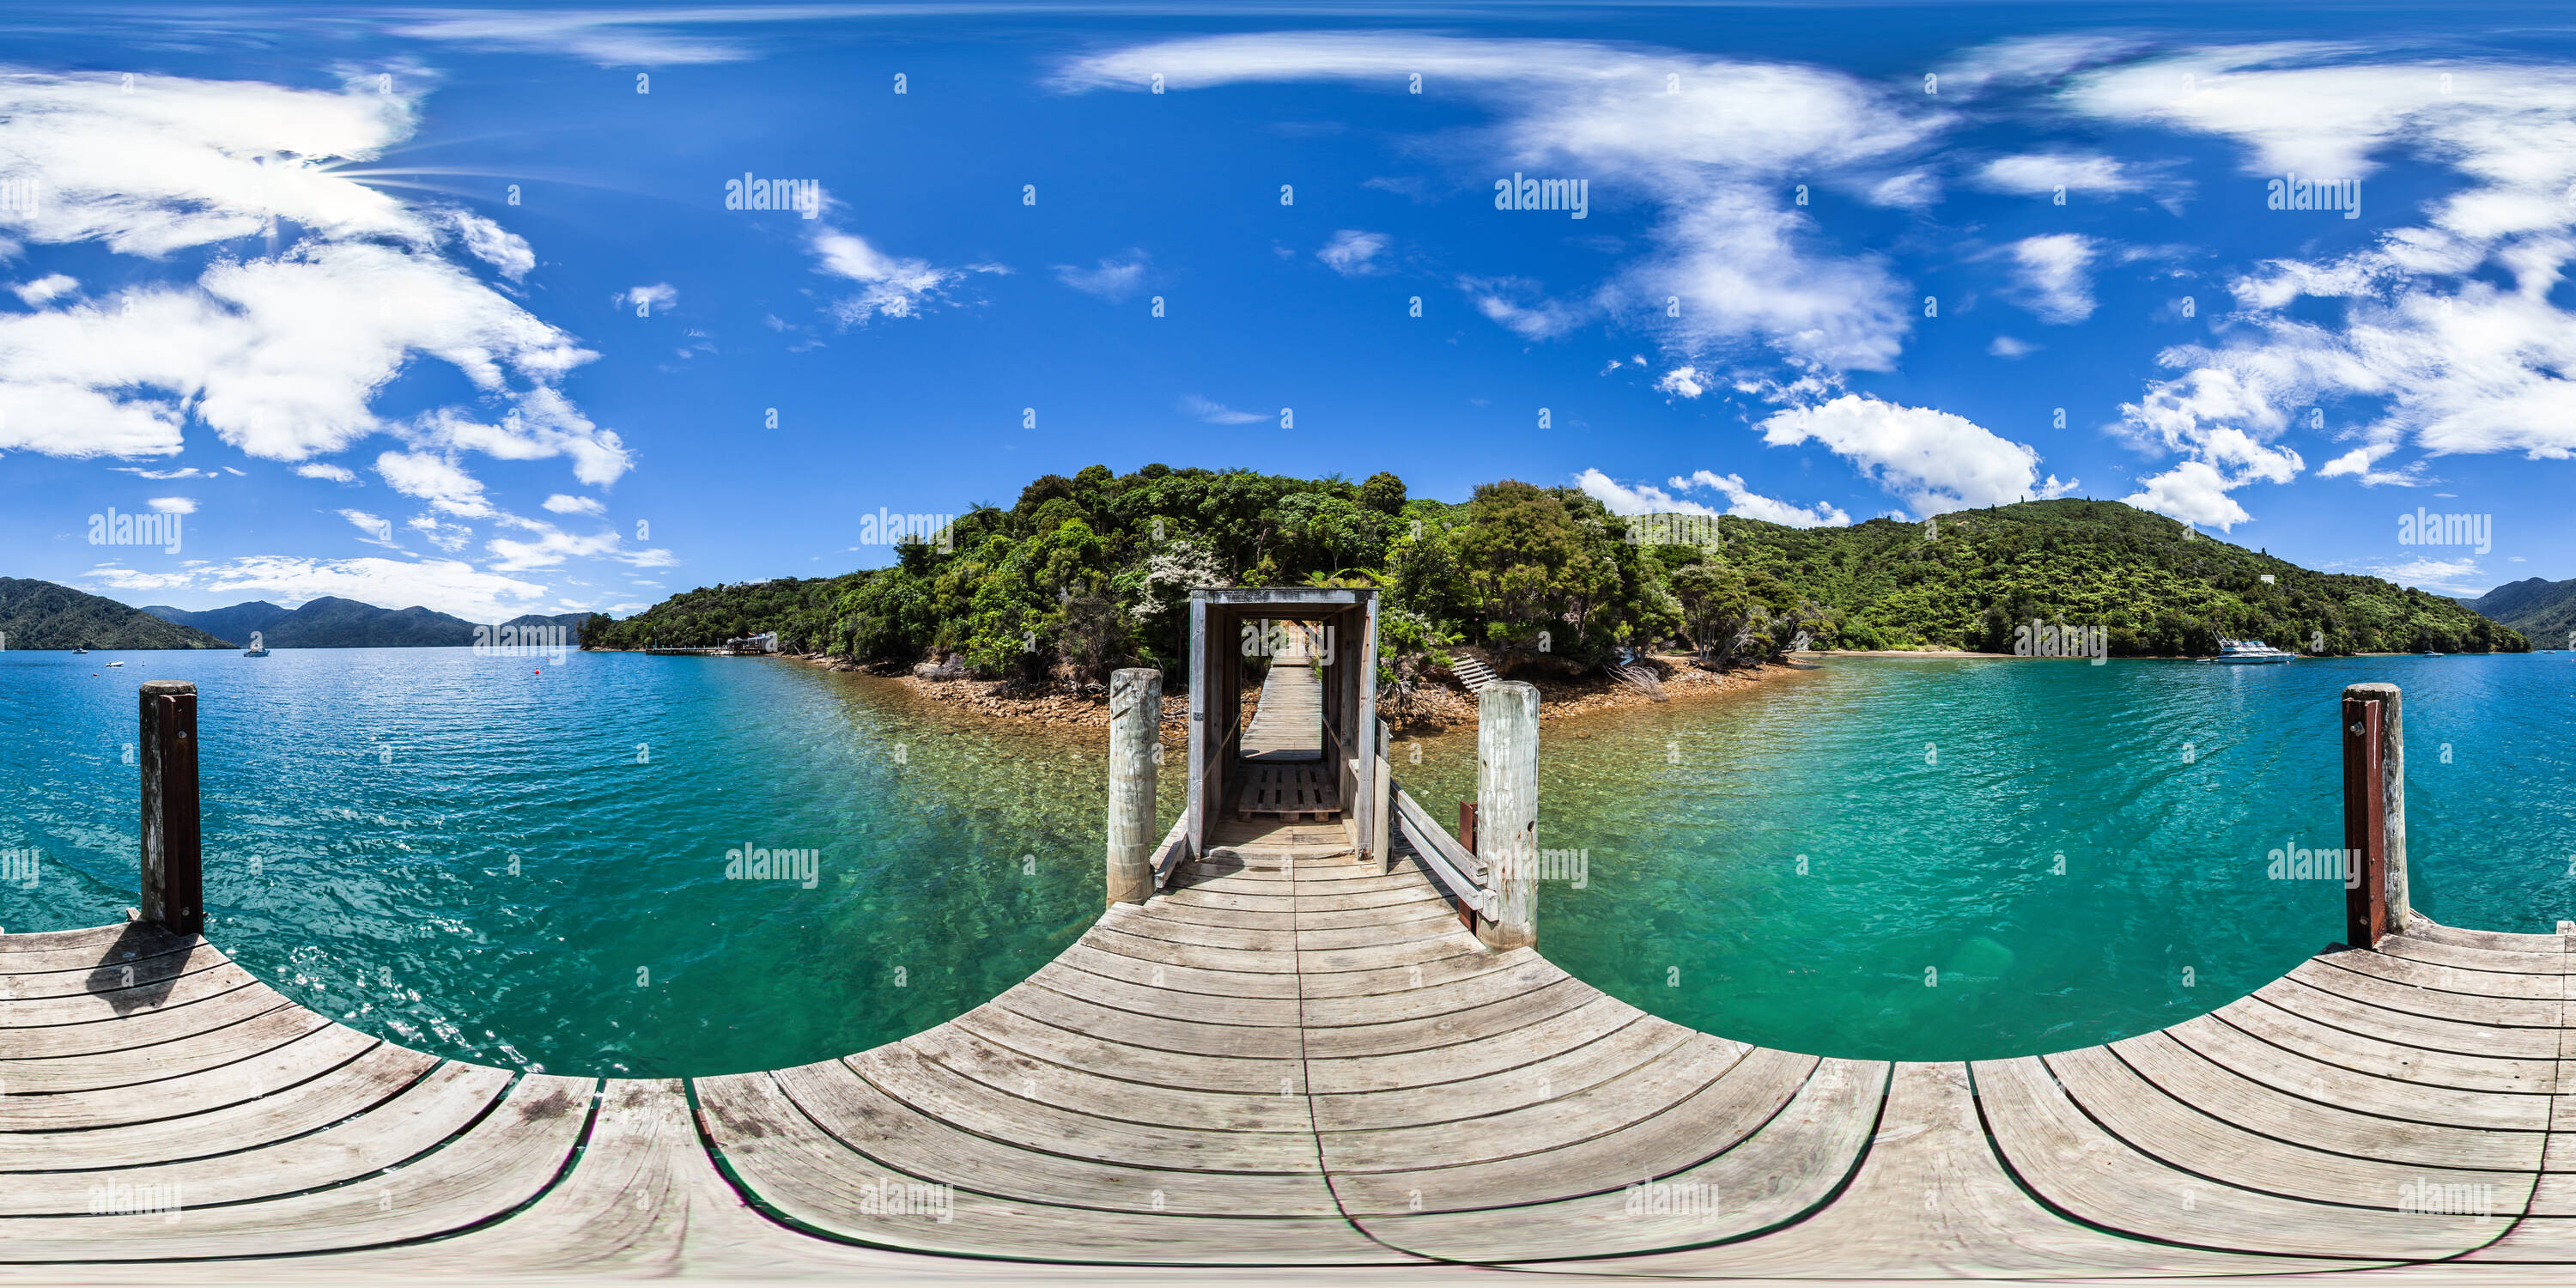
[[1396, 652, 2576, 1061], [4, 648, 2567, 1072], [0, 648, 1170, 1077]]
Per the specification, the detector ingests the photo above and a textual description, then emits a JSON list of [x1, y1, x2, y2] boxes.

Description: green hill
[[1661, 499, 2522, 656], [580, 471, 2525, 680], [0, 579, 228, 650], [2459, 576, 2576, 647]]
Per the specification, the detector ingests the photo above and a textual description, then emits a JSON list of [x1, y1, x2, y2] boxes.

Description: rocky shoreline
[[784, 650, 1803, 737]]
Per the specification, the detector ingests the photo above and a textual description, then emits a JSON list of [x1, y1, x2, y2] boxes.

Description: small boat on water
[[2422, 650, 2445, 657], [73, 647, 87, 655], [2212, 638, 2296, 664], [105, 660, 125, 667], [243, 646, 270, 657]]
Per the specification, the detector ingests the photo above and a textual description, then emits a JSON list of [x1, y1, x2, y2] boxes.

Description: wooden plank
[[2111, 1029, 2543, 1170], [0, 1073, 591, 1261], [991, 981, 1306, 1061], [2376, 933, 2567, 976], [0, 1042, 445, 1171], [1297, 975, 1602, 1060], [2175, 1007, 2553, 1127], [852, 1042, 1321, 1174], [902, 1024, 1313, 1133], [948, 1003, 1305, 1097], [2261, 975, 2562, 1059], [0, 957, 277, 1028], [0, 922, 149, 956], [2319, 945, 2567, 1000], [2047, 1045, 2534, 1209], [1296, 948, 1520, 1000], [1080, 923, 1300, 976], [1325, 1046, 1817, 1214], [1319, 1031, 1750, 1172], [694, 1070, 1397, 1265], [1976, 1054, 2497, 1260], [1026, 960, 1303, 1027], [1048, 941, 1302, 1000], [0, 939, 229, 1001], [0, 1001, 330, 1094], [2405, 920, 2566, 954], [0, 981, 294, 1059], [1299, 954, 1570, 1027], [2215, 993, 2555, 1094], [0, 926, 198, 975], [0, 1023, 385, 1130], [2290, 957, 2561, 1029], [1349, 1057, 1880, 1262], [1311, 1012, 1679, 1132], [0, 1061, 511, 1214], [773, 1059, 1337, 1215]]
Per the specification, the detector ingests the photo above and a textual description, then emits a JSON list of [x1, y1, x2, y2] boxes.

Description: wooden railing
[[1389, 779, 1489, 916], [1151, 811, 1192, 890]]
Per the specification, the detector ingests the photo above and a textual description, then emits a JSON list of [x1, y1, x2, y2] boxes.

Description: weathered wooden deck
[[8, 816, 2576, 1278]]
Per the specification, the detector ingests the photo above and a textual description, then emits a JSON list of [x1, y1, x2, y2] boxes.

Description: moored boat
[[2212, 638, 2296, 664]]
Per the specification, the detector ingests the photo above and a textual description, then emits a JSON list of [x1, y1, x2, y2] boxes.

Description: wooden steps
[[1445, 647, 1498, 694]]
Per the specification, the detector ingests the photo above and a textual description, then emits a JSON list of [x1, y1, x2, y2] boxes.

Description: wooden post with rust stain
[[1475, 680, 1539, 951], [1106, 667, 1162, 906], [1457, 801, 1477, 854], [2342, 682, 2408, 948], [139, 681, 204, 935]]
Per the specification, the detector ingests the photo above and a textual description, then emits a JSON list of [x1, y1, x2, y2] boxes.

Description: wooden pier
[[8, 673, 2576, 1278]]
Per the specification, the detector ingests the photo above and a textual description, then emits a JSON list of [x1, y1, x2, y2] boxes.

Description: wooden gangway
[[9, 815, 2576, 1276]]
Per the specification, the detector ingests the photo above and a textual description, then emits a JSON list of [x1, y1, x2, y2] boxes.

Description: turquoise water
[[4, 648, 2567, 1072], [0, 647, 1162, 1076], [1397, 652, 2576, 1060]]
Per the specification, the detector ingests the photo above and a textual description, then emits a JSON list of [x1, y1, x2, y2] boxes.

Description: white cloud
[[485, 517, 674, 572], [2354, 555, 2487, 596], [1180, 394, 1266, 425], [2122, 460, 2263, 530], [1054, 251, 1151, 301], [1654, 366, 1707, 398], [1317, 230, 1389, 276], [147, 496, 197, 513], [0, 71, 619, 492], [375, 450, 494, 518], [406, 514, 472, 552], [2318, 442, 2427, 488], [338, 508, 398, 548], [1757, 394, 2075, 516], [1989, 336, 2038, 358], [1975, 151, 2147, 197], [1576, 467, 1850, 528], [2071, 50, 2576, 468], [1059, 33, 1947, 373], [295, 462, 359, 483], [113, 465, 211, 479], [450, 211, 534, 280], [392, 11, 755, 66], [86, 555, 550, 622], [543, 493, 606, 517], [810, 228, 986, 322], [620, 282, 677, 313], [12, 273, 76, 305], [2001, 233, 2098, 324]]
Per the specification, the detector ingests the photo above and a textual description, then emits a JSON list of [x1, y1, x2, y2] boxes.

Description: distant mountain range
[[0, 578, 595, 649], [2457, 577, 2576, 646], [140, 598, 597, 648], [0, 578, 228, 649]]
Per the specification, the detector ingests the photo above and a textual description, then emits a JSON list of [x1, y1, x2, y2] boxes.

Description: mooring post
[[138, 680, 204, 935], [1107, 667, 1163, 906], [2341, 682, 2408, 948], [1475, 680, 1539, 951]]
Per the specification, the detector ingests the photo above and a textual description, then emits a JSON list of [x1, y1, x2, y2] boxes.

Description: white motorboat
[[2213, 638, 2295, 664]]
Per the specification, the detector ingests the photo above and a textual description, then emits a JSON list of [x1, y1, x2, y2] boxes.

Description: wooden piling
[[1475, 680, 1539, 951], [2341, 682, 2408, 948], [1106, 667, 1162, 906], [138, 680, 203, 935]]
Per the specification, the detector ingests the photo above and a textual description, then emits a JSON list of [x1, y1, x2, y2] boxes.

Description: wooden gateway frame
[[1183, 587, 1381, 864]]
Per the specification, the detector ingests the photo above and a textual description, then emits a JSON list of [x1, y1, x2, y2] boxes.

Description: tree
[[1448, 481, 1619, 657], [1670, 561, 1751, 666], [1358, 471, 1406, 517]]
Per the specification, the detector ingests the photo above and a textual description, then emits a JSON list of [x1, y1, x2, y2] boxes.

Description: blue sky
[[3, 2, 2573, 620]]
